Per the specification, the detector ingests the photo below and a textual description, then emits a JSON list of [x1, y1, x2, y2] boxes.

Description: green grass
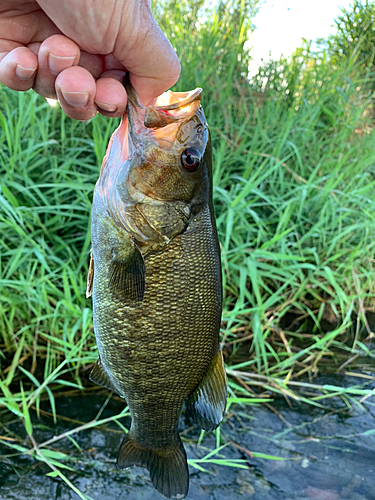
[[1, 0, 375, 498]]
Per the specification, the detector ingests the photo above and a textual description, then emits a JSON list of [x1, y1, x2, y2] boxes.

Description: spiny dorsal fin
[[186, 350, 227, 431], [108, 245, 145, 306], [117, 432, 188, 499], [86, 250, 94, 298], [89, 357, 119, 394]]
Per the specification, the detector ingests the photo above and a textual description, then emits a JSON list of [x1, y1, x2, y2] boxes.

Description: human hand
[[0, 0, 180, 120]]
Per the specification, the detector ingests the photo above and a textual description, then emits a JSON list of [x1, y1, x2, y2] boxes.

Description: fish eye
[[181, 148, 201, 172], [197, 125, 203, 134]]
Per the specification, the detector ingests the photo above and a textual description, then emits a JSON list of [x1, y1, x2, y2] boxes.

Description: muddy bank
[[1, 375, 375, 500]]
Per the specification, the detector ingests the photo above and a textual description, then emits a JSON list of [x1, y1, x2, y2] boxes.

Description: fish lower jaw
[[112, 208, 151, 242], [104, 185, 150, 242], [126, 174, 146, 203]]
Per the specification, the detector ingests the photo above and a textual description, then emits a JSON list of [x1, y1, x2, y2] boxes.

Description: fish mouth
[[124, 73, 202, 132]]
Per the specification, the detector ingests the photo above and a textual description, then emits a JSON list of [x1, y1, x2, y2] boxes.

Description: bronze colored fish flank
[[88, 75, 227, 499]]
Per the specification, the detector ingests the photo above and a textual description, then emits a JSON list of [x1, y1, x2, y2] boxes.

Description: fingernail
[[15, 65, 36, 81], [48, 54, 76, 76], [95, 101, 118, 113], [60, 90, 90, 108]]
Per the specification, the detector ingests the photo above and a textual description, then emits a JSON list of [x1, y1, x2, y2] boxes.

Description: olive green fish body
[[89, 79, 226, 499], [91, 202, 221, 430]]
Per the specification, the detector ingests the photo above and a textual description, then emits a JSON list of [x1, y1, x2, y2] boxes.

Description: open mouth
[[124, 73, 203, 130]]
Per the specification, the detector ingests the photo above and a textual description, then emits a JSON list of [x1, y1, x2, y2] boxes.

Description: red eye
[[181, 148, 201, 172]]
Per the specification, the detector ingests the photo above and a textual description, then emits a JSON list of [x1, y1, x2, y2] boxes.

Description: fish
[[86, 74, 227, 499]]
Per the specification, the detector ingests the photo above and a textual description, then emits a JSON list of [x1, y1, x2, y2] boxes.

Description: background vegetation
[[1, 0, 375, 497]]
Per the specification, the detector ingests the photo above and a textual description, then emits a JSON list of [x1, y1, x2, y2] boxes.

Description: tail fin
[[117, 433, 189, 499]]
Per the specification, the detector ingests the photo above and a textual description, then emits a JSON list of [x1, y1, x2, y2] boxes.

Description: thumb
[[114, 3, 180, 105]]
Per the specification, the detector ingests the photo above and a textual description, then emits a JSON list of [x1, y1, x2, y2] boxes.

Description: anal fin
[[186, 350, 227, 431], [89, 357, 119, 394], [117, 432, 188, 499]]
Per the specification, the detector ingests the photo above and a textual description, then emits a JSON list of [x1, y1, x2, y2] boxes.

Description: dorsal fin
[[89, 357, 119, 394]]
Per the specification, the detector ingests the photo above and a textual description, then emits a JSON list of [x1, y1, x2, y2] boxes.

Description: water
[[1, 375, 375, 500]]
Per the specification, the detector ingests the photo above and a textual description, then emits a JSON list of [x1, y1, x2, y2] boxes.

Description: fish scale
[[88, 78, 227, 499]]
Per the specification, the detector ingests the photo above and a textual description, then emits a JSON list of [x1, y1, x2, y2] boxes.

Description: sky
[[249, 0, 354, 68]]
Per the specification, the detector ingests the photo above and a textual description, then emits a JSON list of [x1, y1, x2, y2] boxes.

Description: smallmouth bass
[[87, 75, 227, 499]]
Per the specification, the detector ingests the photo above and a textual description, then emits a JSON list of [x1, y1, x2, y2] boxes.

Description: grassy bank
[[1, 0, 375, 497]]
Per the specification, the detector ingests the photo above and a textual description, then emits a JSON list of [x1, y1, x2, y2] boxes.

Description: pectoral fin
[[108, 244, 145, 306], [86, 250, 94, 298], [186, 350, 227, 431], [89, 357, 119, 395]]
